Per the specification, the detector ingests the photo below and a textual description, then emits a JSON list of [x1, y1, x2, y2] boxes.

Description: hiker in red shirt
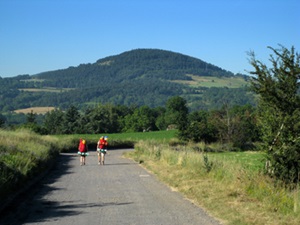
[[78, 139, 88, 166], [96, 136, 105, 165], [97, 136, 108, 165]]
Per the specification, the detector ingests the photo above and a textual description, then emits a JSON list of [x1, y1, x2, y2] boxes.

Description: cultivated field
[[14, 106, 56, 114], [18, 87, 74, 92], [172, 75, 249, 88]]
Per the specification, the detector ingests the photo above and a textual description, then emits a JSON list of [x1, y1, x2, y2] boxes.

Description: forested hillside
[[0, 48, 255, 112]]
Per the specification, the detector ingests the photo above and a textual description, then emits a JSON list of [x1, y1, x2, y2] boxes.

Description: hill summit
[[0, 49, 253, 112], [34, 48, 234, 87]]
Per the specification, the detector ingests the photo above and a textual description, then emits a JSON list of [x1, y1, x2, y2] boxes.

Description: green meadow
[[173, 75, 249, 88], [57, 129, 176, 141]]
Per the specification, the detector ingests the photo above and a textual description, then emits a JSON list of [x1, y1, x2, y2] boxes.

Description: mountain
[[0, 49, 255, 112]]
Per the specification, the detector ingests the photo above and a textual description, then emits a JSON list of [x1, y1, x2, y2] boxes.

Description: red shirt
[[98, 139, 106, 149], [79, 140, 87, 152]]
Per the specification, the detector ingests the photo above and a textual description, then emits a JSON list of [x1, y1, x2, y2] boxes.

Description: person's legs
[[101, 152, 105, 165], [83, 155, 86, 165]]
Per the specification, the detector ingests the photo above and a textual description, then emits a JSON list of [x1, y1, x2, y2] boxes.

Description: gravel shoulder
[[0, 149, 222, 225]]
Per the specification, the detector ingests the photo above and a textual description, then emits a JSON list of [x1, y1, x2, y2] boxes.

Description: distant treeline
[[0, 96, 259, 151]]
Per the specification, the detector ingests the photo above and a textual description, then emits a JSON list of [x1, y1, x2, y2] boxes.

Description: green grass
[[107, 130, 177, 141], [209, 151, 266, 172], [173, 75, 249, 88], [126, 141, 300, 225], [55, 130, 177, 144], [0, 129, 75, 202]]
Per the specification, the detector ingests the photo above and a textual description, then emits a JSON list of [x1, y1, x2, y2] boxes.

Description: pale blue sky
[[0, 0, 299, 77]]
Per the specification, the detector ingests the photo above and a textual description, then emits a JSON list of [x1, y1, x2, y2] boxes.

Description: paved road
[[0, 149, 222, 225]]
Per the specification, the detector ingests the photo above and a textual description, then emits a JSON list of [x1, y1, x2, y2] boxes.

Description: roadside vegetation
[[127, 141, 300, 225], [0, 129, 75, 203]]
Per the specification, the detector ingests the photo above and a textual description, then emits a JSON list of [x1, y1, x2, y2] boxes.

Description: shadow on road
[[0, 153, 70, 224], [23, 200, 133, 224], [0, 152, 135, 224]]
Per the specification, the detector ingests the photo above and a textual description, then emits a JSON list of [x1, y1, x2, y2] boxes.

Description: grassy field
[[209, 151, 266, 172], [18, 88, 73, 93], [172, 75, 249, 88], [14, 106, 56, 114], [64, 130, 177, 142], [126, 141, 300, 225]]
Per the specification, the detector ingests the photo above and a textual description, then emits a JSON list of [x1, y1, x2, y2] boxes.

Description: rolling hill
[[0, 49, 255, 112]]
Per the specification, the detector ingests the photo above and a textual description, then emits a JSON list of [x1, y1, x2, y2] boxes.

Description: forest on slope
[[0, 48, 255, 113]]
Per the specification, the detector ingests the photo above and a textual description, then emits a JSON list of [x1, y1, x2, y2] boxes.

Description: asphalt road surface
[[0, 149, 222, 225]]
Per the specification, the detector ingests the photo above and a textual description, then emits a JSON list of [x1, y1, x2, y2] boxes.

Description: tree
[[26, 110, 36, 124], [43, 109, 65, 134], [83, 104, 120, 134], [186, 110, 218, 143], [249, 45, 300, 184], [63, 105, 81, 134], [153, 106, 167, 130], [0, 114, 6, 128], [165, 96, 189, 138], [122, 106, 157, 132], [229, 105, 259, 149], [21, 110, 42, 133]]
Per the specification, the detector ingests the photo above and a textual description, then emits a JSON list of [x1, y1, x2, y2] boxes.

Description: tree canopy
[[249, 45, 300, 184]]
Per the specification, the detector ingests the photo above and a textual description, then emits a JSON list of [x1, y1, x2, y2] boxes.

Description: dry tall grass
[[14, 106, 55, 114], [126, 141, 300, 225], [0, 129, 74, 202]]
